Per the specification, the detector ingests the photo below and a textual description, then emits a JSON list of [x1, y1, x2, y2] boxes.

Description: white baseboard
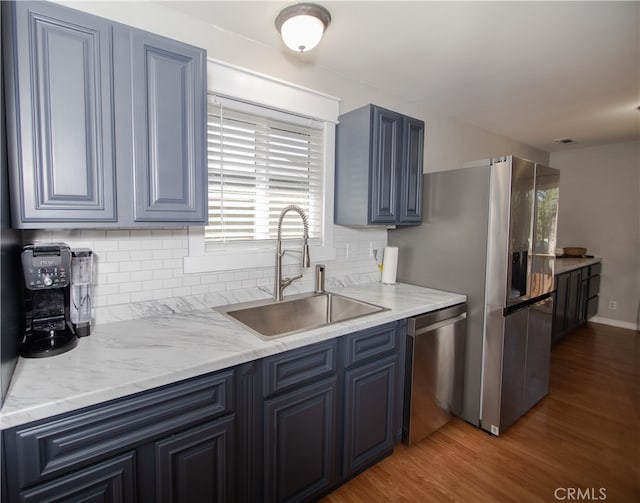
[[589, 316, 638, 331]]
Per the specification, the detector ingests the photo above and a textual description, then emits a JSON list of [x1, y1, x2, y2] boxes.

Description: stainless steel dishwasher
[[403, 303, 467, 445]]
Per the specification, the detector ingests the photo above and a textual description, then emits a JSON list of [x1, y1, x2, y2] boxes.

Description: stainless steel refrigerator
[[390, 155, 559, 435]]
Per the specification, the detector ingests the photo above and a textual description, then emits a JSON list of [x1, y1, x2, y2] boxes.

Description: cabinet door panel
[[369, 108, 402, 224], [128, 30, 207, 222], [18, 452, 136, 503], [343, 357, 396, 478], [4, 1, 116, 225], [155, 416, 235, 503], [399, 118, 424, 223], [552, 272, 569, 342], [264, 378, 338, 503]]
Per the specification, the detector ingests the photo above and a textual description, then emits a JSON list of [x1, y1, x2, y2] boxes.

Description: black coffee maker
[[21, 243, 78, 357]]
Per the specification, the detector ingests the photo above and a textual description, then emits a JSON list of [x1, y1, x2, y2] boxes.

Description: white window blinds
[[206, 94, 324, 244]]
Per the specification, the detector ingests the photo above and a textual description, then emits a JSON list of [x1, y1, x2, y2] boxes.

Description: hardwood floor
[[321, 322, 640, 502]]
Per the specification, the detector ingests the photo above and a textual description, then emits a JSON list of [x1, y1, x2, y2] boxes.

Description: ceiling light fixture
[[275, 3, 331, 53], [554, 137, 575, 145]]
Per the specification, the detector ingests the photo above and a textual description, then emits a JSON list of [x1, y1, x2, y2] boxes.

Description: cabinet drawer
[[264, 339, 337, 397], [17, 452, 136, 503], [588, 275, 600, 298], [589, 262, 602, 277], [344, 322, 398, 368], [4, 370, 234, 490]]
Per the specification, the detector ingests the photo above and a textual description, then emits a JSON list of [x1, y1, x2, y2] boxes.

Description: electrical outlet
[[608, 300, 617, 311]]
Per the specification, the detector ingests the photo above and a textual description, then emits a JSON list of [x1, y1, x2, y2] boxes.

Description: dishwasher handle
[[408, 303, 467, 336]]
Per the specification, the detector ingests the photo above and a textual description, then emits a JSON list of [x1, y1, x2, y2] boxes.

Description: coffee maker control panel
[[22, 244, 71, 290]]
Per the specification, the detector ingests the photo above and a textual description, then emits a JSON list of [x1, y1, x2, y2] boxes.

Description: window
[[206, 96, 323, 244], [184, 59, 339, 273]]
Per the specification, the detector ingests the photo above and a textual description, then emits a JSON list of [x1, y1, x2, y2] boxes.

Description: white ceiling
[[164, 1, 640, 153]]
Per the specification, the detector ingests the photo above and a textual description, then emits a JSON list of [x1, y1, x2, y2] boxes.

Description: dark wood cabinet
[[335, 104, 424, 226], [2, 0, 207, 228], [552, 262, 601, 343]]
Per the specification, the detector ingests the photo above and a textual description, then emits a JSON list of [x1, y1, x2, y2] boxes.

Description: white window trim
[[184, 59, 339, 274]]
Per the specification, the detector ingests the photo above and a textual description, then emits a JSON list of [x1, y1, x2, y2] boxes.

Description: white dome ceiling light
[[275, 3, 331, 53]]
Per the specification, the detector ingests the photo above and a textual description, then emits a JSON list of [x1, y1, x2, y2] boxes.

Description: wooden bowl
[[563, 247, 587, 257]]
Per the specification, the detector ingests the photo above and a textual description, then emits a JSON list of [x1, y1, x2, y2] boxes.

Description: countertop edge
[[554, 257, 601, 275]]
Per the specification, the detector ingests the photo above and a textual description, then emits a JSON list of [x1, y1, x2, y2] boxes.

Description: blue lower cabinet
[[343, 356, 397, 478], [2, 322, 405, 502], [18, 453, 136, 503], [154, 416, 235, 503], [264, 378, 339, 503], [2, 371, 236, 503]]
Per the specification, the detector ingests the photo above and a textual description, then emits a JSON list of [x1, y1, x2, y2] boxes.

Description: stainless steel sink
[[216, 292, 387, 339]]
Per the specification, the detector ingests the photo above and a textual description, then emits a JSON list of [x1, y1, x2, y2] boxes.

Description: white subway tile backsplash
[[92, 240, 119, 252], [142, 260, 163, 271], [119, 260, 143, 272], [152, 269, 173, 280], [120, 281, 142, 293], [96, 262, 119, 274], [106, 293, 131, 306], [171, 286, 192, 297], [118, 240, 141, 251], [142, 279, 164, 291], [106, 251, 130, 262], [182, 276, 201, 287], [130, 270, 154, 282], [152, 249, 173, 260], [191, 284, 209, 296], [163, 278, 183, 289], [25, 225, 387, 325]]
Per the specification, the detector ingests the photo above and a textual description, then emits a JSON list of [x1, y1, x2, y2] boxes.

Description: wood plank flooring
[[321, 322, 640, 502]]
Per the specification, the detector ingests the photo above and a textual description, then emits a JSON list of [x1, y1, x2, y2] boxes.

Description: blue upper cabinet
[[117, 29, 207, 223], [2, 1, 117, 225], [399, 117, 424, 224], [2, 1, 207, 228], [334, 104, 424, 227]]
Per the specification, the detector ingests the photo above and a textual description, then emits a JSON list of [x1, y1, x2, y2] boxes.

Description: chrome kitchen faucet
[[274, 205, 311, 301]]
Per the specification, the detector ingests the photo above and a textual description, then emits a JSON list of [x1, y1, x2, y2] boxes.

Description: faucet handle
[[314, 264, 326, 294]]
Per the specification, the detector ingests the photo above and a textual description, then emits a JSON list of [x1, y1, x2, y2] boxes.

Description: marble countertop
[[0, 282, 465, 430], [555, 256, 601, 275]]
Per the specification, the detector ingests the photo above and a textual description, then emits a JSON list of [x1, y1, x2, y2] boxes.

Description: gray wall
[[550, 141, 640, 328]]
